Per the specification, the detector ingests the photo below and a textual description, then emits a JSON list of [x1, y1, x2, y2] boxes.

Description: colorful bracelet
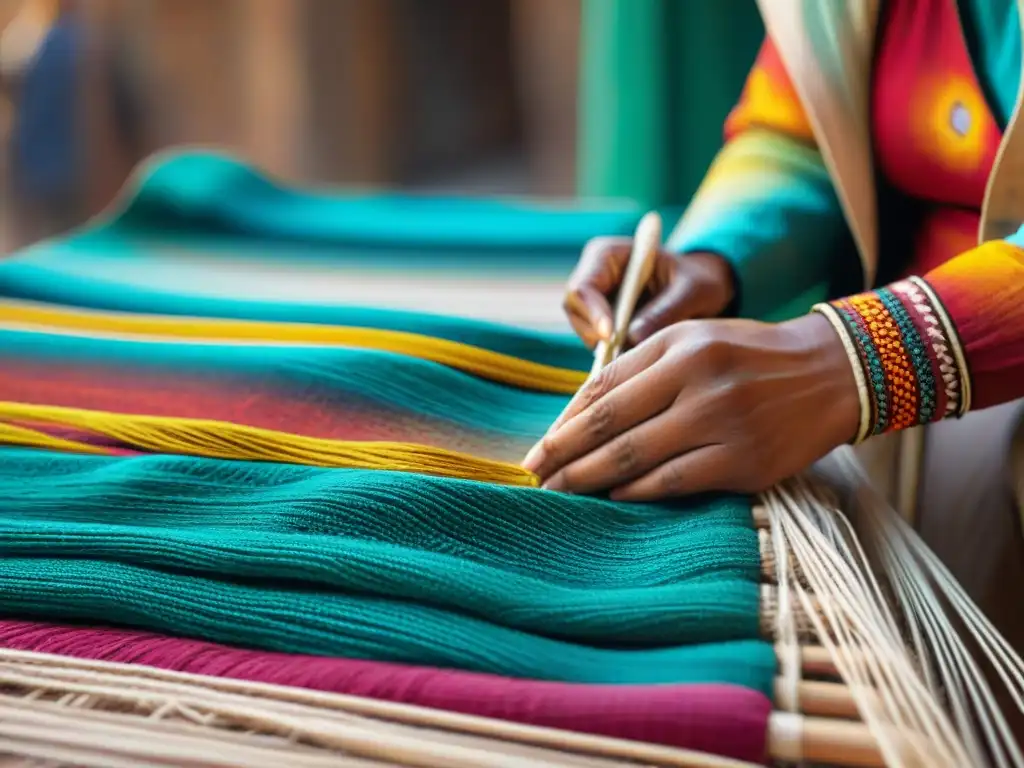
[[811, 276, 971, 441]]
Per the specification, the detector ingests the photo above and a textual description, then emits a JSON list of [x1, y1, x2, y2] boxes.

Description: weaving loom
[[0, 151, 1022, 768]]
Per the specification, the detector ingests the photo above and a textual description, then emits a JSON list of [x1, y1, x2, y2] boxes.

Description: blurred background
[[0, 0, 763, 254]]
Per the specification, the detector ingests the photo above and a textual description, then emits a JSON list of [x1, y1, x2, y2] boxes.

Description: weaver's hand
[[564, 237, 735, 349], [522, 313, 859, 501]]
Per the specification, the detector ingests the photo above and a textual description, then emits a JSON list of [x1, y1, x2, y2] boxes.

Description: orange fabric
[[925, 241, 1024, 409], [847, 293, 921, 430], [724, 38, 815, 145]]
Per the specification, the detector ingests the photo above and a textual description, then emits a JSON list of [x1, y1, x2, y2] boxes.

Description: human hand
[[522, 313, 860, 500], [563, 237, 735, 349]]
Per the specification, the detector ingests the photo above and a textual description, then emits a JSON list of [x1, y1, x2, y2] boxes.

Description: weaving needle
[[590, 210, 663, 376], [537, 211, 663, 446]]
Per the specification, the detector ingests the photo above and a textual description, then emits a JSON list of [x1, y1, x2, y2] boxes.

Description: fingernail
[[542, 474, 566, 492], [597, 317, 613, 341], [521, 443, 544, 471]]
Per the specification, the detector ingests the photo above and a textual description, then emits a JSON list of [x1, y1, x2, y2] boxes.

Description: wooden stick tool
[[590, 211, 663, 376]]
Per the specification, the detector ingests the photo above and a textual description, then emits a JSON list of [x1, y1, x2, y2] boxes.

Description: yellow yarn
[[0, 421, 112, 456], [0, 402, 541, 487], [0, 300, 587, 395]]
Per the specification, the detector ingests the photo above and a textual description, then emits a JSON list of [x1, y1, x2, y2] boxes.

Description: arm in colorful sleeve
[[666, 38, 861, 321], [814, 235, 1024, 439]]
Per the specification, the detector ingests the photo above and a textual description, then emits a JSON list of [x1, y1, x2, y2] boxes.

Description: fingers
[[522, 338, 671, 477], [628, 276, 700, 344], [629, 252, 735, 344], [563, 237, 632, 343], [549, 332, 667, 433], [610, 444, 733, 502], [538, 406, 709, 495], [565, 296, 610, 349]]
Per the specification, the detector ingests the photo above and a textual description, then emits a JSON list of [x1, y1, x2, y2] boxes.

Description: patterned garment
[[873, 0, 1002, 275], [674, 0, 1024, 436]]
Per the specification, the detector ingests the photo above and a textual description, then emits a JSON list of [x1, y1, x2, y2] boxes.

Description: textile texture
[[0, 149, 777, 762], [0, 448, 771, 690], [0, 620, 773, 764]]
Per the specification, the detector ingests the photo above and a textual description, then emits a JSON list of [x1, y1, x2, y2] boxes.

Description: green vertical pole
[[577, 0, 763, 208], [576, 0, 670, 210]]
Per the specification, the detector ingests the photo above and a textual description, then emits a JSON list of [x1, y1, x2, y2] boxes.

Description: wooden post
[[511, 0, 580, 196], [237, 0, 307, 180], [302, 0, 404, 185]]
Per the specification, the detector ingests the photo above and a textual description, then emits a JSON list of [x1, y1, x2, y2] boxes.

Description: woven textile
[[0, 149, 655, 352], [0, 620, 773, 763], [0, 448, 771, 691], [0, 325, 569, 462], [0, 151, 777, 766]]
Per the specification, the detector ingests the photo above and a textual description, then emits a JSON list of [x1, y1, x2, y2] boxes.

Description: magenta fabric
[[0, 620, 771, 763]]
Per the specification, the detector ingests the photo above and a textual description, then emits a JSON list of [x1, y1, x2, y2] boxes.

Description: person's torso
[[872, 0, 1017, 275]]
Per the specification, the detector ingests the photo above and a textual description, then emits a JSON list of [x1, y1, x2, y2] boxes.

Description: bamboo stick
[[758, 527, 807, 585], [772, 678, 880, 720], [767, 712, 944, 767], [551, 211, 662, 428], [0, 657, 934, 768], [795, 643, 841, 676]]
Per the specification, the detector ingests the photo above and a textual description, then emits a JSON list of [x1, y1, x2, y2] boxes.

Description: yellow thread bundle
[[0, 401, 540, 488], [0, 300, 587, 395], [0, 421, 111, 456]]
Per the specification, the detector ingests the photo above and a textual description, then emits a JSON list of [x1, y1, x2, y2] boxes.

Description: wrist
[[783, 311, 864, 445]]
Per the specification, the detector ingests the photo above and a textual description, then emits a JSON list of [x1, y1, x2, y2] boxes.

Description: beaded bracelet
[[811, 276, 971, 442]]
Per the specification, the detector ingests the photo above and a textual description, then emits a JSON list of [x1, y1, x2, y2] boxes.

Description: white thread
[[0, 650, 762, 768], [762, 466, 977, 767]]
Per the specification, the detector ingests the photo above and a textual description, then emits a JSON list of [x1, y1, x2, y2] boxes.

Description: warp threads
[[813, 276, 970, 439]]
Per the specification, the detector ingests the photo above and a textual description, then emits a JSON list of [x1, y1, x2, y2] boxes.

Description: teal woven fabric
[[0, 150, 697, 367], [0, 150, 657, 370], [0, 448, 773, 694]]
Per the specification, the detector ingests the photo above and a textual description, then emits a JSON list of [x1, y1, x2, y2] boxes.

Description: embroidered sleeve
[[667, 38, 859, 322], [815, 236, 1024, 436], [817, 278, 969, 438]]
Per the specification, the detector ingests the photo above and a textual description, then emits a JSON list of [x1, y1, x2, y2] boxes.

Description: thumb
[[565, 285, 614, 342]]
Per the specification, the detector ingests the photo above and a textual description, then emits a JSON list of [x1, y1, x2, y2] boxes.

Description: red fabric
[[0, 362, 513, 459], [872, 0, 1001, 275], [924, 242, 1024, 408], [0, 620, 772, 764]]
